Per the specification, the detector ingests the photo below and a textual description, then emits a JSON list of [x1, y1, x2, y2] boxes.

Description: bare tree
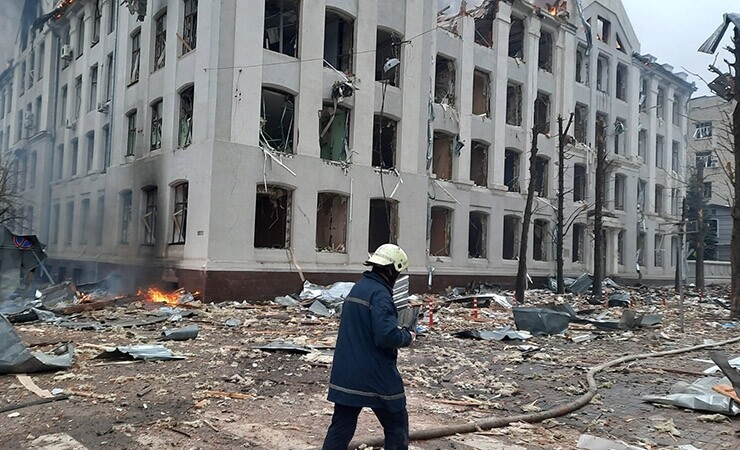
[[0, 157, 27, 231], [591, 116, 608, 302], [515, 127, 544, 303], [556, 114, 574, 294]]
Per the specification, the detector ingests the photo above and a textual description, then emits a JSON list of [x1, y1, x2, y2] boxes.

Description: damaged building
[[0, 0, 694, 300]]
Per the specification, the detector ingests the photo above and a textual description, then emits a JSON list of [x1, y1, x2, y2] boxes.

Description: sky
[[0, 0, 23, 69]]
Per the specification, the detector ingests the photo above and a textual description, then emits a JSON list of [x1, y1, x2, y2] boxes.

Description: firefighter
[[321, 244, 416, 450]]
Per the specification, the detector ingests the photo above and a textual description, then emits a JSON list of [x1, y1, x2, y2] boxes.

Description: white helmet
[[366, 244, 409, 272]]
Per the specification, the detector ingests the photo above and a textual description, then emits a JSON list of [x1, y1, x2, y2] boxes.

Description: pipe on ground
[[335, 335, 740, 449]]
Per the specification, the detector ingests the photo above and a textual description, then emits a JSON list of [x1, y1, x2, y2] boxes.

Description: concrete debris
[[455, 326, 532, 341], [576, 434, 646, 450], [94, 345, 186, 362], [161, 325, 200, 341]]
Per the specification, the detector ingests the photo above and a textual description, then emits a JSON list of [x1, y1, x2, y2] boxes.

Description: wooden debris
[[16, 374, 54, 399]]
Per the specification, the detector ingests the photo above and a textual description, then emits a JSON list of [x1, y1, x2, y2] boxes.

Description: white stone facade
[[0, 0, 695, 298]]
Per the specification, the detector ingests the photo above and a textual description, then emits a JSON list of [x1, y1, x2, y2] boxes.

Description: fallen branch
[[0, 394, 70, 413]]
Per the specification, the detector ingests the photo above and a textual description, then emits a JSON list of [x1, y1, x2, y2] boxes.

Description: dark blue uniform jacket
[[327, 271, 413, 412]]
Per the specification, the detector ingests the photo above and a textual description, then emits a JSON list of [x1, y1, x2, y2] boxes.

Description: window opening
[[504, 149, 520, 192], [316, 193, 347, 252], [656, 135, 664, 168], [434, 56, 456, 107], [430, 207, 451, 257], [432, 132, 453, 181], [574, 103, 588, 143], [130, 30, 141, 83], [538, 31, 553, 72], [179, 86, 194, 148], [142, 187, 157, 245], [375, 29, 402, 86], [264, 0, 299, 57], [324, 10, 354, 73], [575, 44, 589, 84], [120, 191, 132, 244], [508, 17, 524, 59], [368, 199, 397, 252], [616, 64, 627, 100], [655, 185, 664, 215], [254, 185, 291, 249], [172, 183, 188, 244], [506, 83, 522, 126], [182, 0, 198, 54], [470, 141, 488, 187], [472, 70, 490, 117], [534, 156, 548, 197], [261, 88, 295, 153], [502, 215, 521, 260], [596, 16, 610, 43], [468, 211, 488, 259], [596, 54, 608, 92], [372, 115, 397, 169], [534, 92, 550, 133], [572, 223, 585, 262], [533, 219, 549, 261], [614, 174, 625, 210], [154, 12, 167, 70], [319, 103, 350, 162], [151, 100, 162, 150], [574, 163, 586, 201], [126, 110, 137, 156]]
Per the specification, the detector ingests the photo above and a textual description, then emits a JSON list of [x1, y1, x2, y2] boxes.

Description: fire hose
[[324, 335, 740, 449]]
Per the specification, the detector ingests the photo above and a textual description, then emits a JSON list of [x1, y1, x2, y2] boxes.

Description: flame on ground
[[139, 287, 181, 307]]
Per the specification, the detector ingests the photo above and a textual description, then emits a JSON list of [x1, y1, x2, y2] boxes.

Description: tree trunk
[[696, 164, 706, 292], [556, 114, 573, 294], [592, 120, 607, 302], [731, 27, 740, 319], [515, 129, 540, 303]]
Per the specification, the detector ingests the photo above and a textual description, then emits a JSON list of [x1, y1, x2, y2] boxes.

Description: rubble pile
[[0, 277, 737, 449]]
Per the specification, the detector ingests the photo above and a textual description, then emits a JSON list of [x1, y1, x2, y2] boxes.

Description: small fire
[[140, 287, 182, 307]]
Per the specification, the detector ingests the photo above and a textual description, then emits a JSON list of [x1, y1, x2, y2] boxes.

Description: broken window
[[254, 185, 292, 249], [102, 125, 111, 170], [616, 64, 627, 100], [316, 192, 347, 252], [696, 150, 717, 168], [28, 52, 34, 88], [151, 99, 162, 150], [154, 11, 167, 70], [264, 0, 299, 58], [508, 17, 524, 59], [472, 69, 490, 117], [66, 201, 75, 245], [614, 118, 625, 155], [506, 83, 522, 126], [502, 215, 521, 260], [142, 187, 157, 245], [470, 141, 488, 187], [92, 1, 101, 44], [638, 129, 646, 159], [638, 179, 647, 212], [596, 16, 610, 43], [172, 182, 189, 244], [468, 211, 488, 259], [95, 195, 104, 245], [655, 184, 664, 215], [596, 54, 609, 93], [130, 29, 141, 84], [671, 141, 679, 172], [573, 163, 586, 201], [372, 115, 397, 169], [86, 132, 95, 173], [320, 104, 350, 162], [534, 156, 549, 197], [434, 56, 456, 107], [51, 204, 60, 244], [533, 219, 549, 261], [368, 199, 398, 253], [375, 29, 402, 86], [433, 132, 453, 181], [596, 113, 607, 152], [639, 78, 649, 112], [77, 14, 85, 58], [671, 188, 679, 216], [182, 0, 198, 54], [55, 145, 64, 180], [616, 33, 626, 53], [694, 122, 712, 139], [703, 182, 712, 200], [574, 103, 588, 143], [324, 10, 354, 73], [534, 92, 550, 133], [89, 65, 98, 112], [120, 190, 132, 244], [656, 87, 665, 120], [538, 31, 553, 72], [572, 223, 585, 262], [71, 139, 79, 176], [74, 75, 82, 118], [126, 110, 137, 156], [430, 207, 452, 257], [655, 135, 664, 169], [575, 44, 589, 84], [261, 88, 295, 153], [474, 14, 493, 47], [179, 86, 194, 148], [637, 232, 646, 265], [614, 174, 626, 210], [673, 95, 681, 124], [504, 149, 520, 192], [671, 235, 679, 266], [654, 234, 664, 267]]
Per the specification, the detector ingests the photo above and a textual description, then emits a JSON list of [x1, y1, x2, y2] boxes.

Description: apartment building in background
[[0, 0, 695, 300], [687, 95, 736, 261]]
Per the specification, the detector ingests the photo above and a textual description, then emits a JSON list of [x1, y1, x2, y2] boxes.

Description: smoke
[[0, 0, 23, 67]]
